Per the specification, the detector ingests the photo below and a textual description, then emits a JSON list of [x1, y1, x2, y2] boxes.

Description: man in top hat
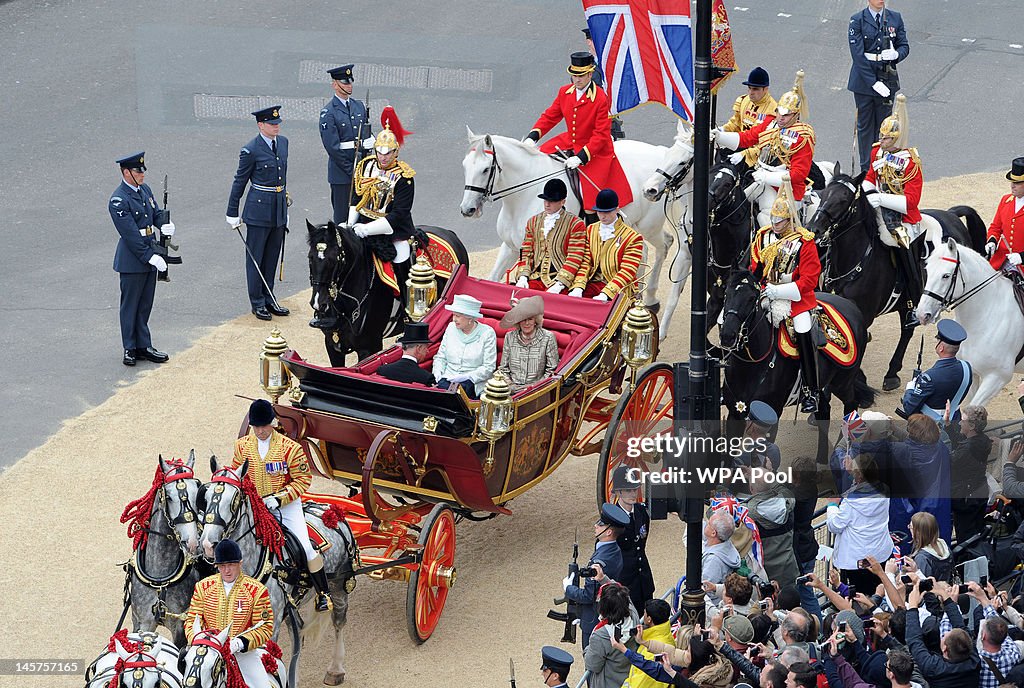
[[540, 645, 574, 688], [898, 320, 973, 423], [109, 152, 174, 366], [569, 189, 644, 301], [320, 64, 375, 225], [513, 178, 587, 293], [377, 322, 435, 385], [226, 105, 290, 321], [185, 538, 275, 687], [722, 67, 778, 168], [581, 27, 625, 141], [563, 502, 629, 649], [610, 466, 655, 608], [232, 399, 332, 612], [524, 52, 633, 213], [984, 157, 1024, 274]]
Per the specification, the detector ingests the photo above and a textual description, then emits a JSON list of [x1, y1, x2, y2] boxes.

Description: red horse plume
[[380, 106, 412, 145]]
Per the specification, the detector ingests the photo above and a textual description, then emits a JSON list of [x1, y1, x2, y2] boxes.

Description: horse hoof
[[324, 672, 345, 685], [866, 331, 872, 343], [882, 376, 901, 392]]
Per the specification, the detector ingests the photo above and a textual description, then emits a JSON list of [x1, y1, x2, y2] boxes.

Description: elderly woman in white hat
[[432, 294, 497, 399], [498, 294, 558, 392]]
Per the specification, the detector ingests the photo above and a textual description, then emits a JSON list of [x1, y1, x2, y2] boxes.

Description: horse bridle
[[809, 178, 860, 246], [183, 631, 226, 687], [652, 145, 695, 201], [116, 649, 183, 688], [310, 229, 374, 327], [157, 460, 200, 546], [719, 280, 773, 364], [464, 137, 570, 203], [921, 244, 1002, 311], [203, 468, 249, 540]]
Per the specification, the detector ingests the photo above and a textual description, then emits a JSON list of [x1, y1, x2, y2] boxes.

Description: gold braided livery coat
[[232, 430, 310, 506], [515, 209, 587, 287], [571, 218, 644, 299], [185, 574, 274, 648], [723, 93, 778, 167]]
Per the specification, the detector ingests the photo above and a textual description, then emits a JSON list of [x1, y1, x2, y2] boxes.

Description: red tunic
[[530, 82, 633, 209], [749, 227, 820, 317], [863, 144, 923, 224], [987, 194, 1024, 269], [737, 120, 815, 201]]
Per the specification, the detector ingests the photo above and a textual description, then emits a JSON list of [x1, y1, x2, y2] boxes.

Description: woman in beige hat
[[498, 294, 558, 392], [432, 293, 496, 399]]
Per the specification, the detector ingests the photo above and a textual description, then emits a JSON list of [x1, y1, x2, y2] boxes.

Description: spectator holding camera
[[949, 405, 993, 543], [701, 511, 742, 606], [905, 578, 980, 687], [744, 467, 799, 591], [827, 451, 893, 592], [586, 582, 640, 688], [618, 599, 676, 688]]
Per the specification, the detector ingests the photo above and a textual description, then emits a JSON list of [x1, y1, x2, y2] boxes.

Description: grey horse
[[181, 627, 288, 688], [85, 631, 183, 688], [198, 457, 356, 687]]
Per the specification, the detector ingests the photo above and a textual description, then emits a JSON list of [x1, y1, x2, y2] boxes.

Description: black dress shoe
[[137, 346, 169, 363], [266, 302, 290, 316], [123, 349, 137, 366], [252, 307, 272, 321]]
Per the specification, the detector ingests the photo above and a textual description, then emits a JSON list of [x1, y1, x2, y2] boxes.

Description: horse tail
[[854, 369, 877, 410], [948, 205, 988, 253]]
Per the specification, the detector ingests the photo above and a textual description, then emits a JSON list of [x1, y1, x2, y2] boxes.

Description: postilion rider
[[569, 189, 644, 302], [185, 538, 275, 687], [749, 179, 823, 413], [721, 66, 777, 167], [232, 399, 332, 613], [513, 178, 587, 294], [984, 156, 1024, 276]]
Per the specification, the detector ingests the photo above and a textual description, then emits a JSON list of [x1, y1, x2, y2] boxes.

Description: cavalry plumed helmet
[[879, 93, 909, 149], [374, 106, 412, 155], [775, 69, 808, 120], [769, 176, 799, 225]]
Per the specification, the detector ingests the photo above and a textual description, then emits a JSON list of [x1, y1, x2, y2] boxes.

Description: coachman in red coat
[[984, 157, 1024, 274], [525, 52, 633, 211]]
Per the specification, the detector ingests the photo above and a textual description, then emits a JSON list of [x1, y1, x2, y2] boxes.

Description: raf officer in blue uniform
[[562, 502, 629, 649], [320, 65, 374, 225], [898, 319, 973, 423], [110, 152, 173, 367], [847, 0, 910, 173], [226, 105, 290, 321], [540, 645, 573, 688]]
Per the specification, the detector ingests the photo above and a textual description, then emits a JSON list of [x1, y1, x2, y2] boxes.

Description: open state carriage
[[251, 266, 676, 642]]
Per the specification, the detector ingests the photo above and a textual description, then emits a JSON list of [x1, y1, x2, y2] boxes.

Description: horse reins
[[464, 141, 566, 202], [922, 248, 1002, 312]]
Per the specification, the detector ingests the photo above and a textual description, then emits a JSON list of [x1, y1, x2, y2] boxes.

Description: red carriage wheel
[[361, 430, 422, 529], [597, 363, 675, 507], [406, 503, 457, 643]]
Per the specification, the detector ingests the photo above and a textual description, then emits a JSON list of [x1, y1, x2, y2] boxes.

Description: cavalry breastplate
[[354, 160, 401, 220], [760, 234, 802, 283], [758, 127, 798, 168], [873, 149, 914, 195]]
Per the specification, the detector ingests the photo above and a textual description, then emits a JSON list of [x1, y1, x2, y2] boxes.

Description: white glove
[[728, 151, 745, 165], [765, 282, 801, 301], [547, 282, 565, 294], [148, 254, 167, 272], [522, 137, 537, 147], [710, 127, 721, 143], [861, 180, 878, 193], [516, 276, 530, 288], [263, 496, 280, 510], [753, 169, 784, 188], [346, 207, 360, 225], [1010, 253, 1023, 267], [563, 574, 574, 591], [866, 192, 883, 209], [354, 217, 393, 238], [881, 48, 900, 61], [985, 240, 998, 258], [564, 155, 583, 170], [286, 213, 290, 227], [593, 293, 610, 302], [716, 130, 741, 151], [362, 136, 376, 149], [568, 288, 584, 298], [226, 215, 241, 229], [449, 374, 471, 383], [871, 81, 891, 98], [159, 222, 175, 237], [877, 192, 908, 214], [229, 638, 245, 655]]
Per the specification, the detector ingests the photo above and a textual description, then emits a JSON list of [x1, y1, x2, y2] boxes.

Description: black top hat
[[252, 105, 282, 124], [1008, 157, 1024, 182], [249, 399, 276, 426], [397, 322, 432, 345], [567, 51, 597, 75], [747, 400, 778, 427], [116, 152, 146, 171], [214, 539, 243, 564], [591, 188, 619, 212], [327, 64, 355, 84], [742, 66, 770, 88], [598, 502, 631, 528], [936, 319, 967, 345], [538, 178, 568, 202], [611, 465, 641, 491], [540, 646, 574, 675]]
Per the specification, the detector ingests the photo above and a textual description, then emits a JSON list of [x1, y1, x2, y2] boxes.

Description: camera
[[721, 605, 733, 618], [749, 574, 776, 599], [981, 575, 989, 589], [700, 630, 711, 641], [857, 558, 870, 569], [900, 574, 913, 586], [796, 574, 813, 585], [918, 579, 934, 593], [749, 646, 761, 658], [759, 599, 771, 610], [579, 567, 598, 578], [864, 619, 876, 630], [957, 584, 969, 595]]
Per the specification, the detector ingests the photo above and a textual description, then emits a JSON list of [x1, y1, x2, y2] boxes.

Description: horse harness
[[203, 469, 273, 581], [311, 227, 376, 333], [464, 136, 575, 203], [182, 631, 227, 687], [812, 178, 878, 295], [921, 245, 1002, 312]]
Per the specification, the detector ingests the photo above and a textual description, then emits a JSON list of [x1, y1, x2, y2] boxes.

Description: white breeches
[[278, 499, 318, 562], [393, 239, 410, 263], [792, 310, 812, 333], [236, 650, 271, 688]]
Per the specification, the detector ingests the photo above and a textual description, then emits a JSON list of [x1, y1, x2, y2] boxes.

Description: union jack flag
[[842, 410, 868, 443], [710, 493, 763, 566], [584, 0, 695, 120]]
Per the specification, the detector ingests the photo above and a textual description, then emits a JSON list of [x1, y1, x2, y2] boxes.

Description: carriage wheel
[[596, 363, 675, 508], [406, 503, 457, 644], [361, 430, 423, 530]]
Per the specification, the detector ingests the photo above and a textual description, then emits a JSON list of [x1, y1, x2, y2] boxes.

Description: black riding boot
[[796, 330, 820, 414], [894, 247, 923, 328], [611, 116, 626, 141], [310, 568, 333, 612], [393, 258, 411, 321]]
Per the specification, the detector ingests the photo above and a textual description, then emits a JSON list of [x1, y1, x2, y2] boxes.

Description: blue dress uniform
[[900, 320, 973, 423], [847, 6, 909, 173], [109, 152, 168, 365], [320, 65, 372, 224], [226, 106, 288, 316], [540, 645, 573, 687], [610, 466, 656, 609], [564, 502, 627, 650]]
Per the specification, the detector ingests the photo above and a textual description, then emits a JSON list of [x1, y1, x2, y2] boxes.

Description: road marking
[[777, 12, 791, 18], [193, 95, 390, 121], [299, 60, 493, 93], [733, 6, 749, 11], [961, 38, 976, 44], [1011, 44, 1023, 49]]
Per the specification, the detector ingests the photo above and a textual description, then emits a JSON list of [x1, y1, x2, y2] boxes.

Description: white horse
[[459, 127, 693, 333], [182, 628, 287, 688], [916, 237, 1024, 407], [86, 632, 182, 688]]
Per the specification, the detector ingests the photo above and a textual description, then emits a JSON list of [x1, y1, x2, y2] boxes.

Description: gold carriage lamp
[[621, 298, 655, 371], [406, 253, 437, 321], [259, 328, 292, 403], [476, 371, 513, 474]]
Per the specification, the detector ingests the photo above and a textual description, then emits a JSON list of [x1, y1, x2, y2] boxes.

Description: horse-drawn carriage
[[254, 266, 675, 642]]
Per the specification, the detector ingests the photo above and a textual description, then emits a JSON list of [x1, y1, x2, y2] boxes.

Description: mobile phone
[[981, 575, 989, 588], [918, 579, 934, 593], [900, 574, 913, 586], [796, 574, 813, 585], [838, 621, 848, 633], [957, 584, 969, 595], [864, 619, 876, 630], [652, 653, 666, 662], [701, 630, 711, 641], [749, 646, 761, 658], [847, 584, 857, 599], [759, 599, 771, 610], [857, 558, 870, 569]]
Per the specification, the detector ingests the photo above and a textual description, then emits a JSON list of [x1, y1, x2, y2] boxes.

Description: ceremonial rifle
[[509, 659, 516, 688], [154, 174, 181, 282], [345, 89, 371, 222], [896, 335, 924, 419], [546, 527, 579, 643]]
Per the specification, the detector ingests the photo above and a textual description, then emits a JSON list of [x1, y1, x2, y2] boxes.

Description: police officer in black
[[610, 466, 655, 609], [226, 105, 290, 321], [109, 152, 172, 366], [540, 645, 573, 688], [898, 319, 973, 424], [319, 65, 373, 224]]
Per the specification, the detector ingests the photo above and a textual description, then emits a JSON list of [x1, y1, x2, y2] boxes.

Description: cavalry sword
[[233, 225, 284, 311]]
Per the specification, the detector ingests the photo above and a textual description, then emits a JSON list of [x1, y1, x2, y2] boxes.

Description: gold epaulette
[[788, 121, 816, 142], [795, 226, 815, 242], [395, 160, 416, 179]]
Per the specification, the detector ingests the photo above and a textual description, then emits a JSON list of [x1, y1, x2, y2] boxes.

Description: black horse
[[307, 220, 469, 365], [806, 171, 988, 390], [719, 269, 875, 460], [706, 159, 756, 342]]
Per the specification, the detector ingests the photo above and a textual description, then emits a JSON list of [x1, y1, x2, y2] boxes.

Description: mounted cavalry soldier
[[984, 157, 1024, 275], [185, 538, 275, 687], [524, 52, 633, 218], [722, 66, 777, 167], [862, 94, 924, 326], [898, 320, 972, 423], [568, 189, 643, 301], [319, 64, 374, 224], [348, 106, 416, 311], [513, 178, 587, 294], [713, 70, 817, 227], [234, 399, 332, 613], [749, 179, 823, 413]]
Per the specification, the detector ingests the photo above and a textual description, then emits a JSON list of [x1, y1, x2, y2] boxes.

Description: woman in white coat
[[432, 294, 497, 399], [827, 452, 893, 594]]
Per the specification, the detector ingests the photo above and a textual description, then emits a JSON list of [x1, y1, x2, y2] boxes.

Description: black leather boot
[[796, 330, 820, 414], [894, 247, 923, 328], [394, 258, 411, 320], [310, 568, 333, 612]]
